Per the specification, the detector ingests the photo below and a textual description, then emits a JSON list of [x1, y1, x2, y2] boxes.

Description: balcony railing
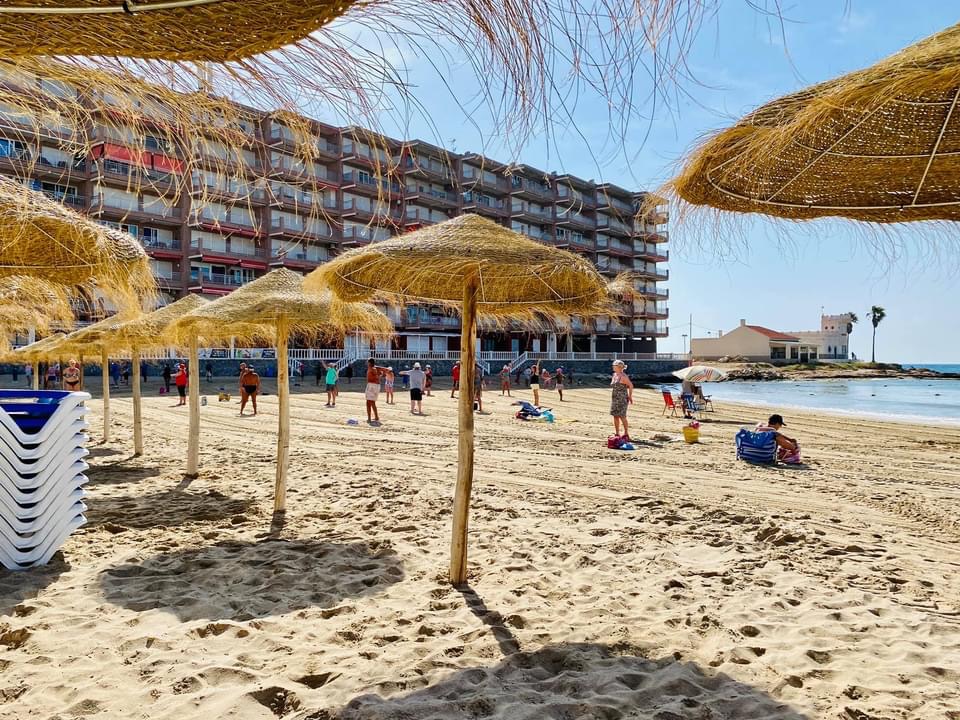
[[190, 241, 265, 258], [596, 216, 632, 235], [143, 237, 181, 251], [42, 190, 85, 208], [342, 169, 401, 194], [190, 272, 249, 287], [153, 271, 182, 284], [92, 194, 182, 218], [461, 169, 511, 192], [557, 186, 597, 207], [342, 225, 391, 242], [510, 176, 553, 200], [400, 156, 452, 179]]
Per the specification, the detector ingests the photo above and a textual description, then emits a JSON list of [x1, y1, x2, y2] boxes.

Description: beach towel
[[735, 429, 777, 464]]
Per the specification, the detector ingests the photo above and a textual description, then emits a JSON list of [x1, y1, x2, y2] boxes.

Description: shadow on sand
[[98, 538, 403, 622], [84, 488, 253, 530], [0, 553, 70, 616], [335, 641, 809, 719]]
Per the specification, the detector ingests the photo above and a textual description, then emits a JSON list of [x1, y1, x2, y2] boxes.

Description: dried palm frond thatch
[[305, 214, 613, 324], [171, 268, 392, 494], [0, 275, 75, 340], [305, 213, 612, 585], [668, 21, 960, 223], [0, 176, 155, 310], [6, 332, 66, 363], [0, 0, 656, 178]]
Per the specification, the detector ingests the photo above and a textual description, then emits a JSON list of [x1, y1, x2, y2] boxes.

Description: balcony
[[189, 271, 252, 289], [461, 169, 511, 193], [142, 236, 182, 260], [268, 125, 339, 159], [405, 207, 449, 227], [510, 204, 553, 224], [269, 246, 327, 269], [40, 190, 86, 210], [399, 155, 453, 182], [342, 197, 401, 224], [635, 245, 668, 262], [270, 156, 336, 187], [596, 215, 632, 236], [510, 176, 553, 201], [643, 229, 669, 243], [555, 234, 594, 252], [400, 311, 461, 329], [556, 210, 596, 231], [557, 185, 597, 208], [341, 225, 392, 245], [91, 195, 183, 224], [632, 320, 668, 336], [405, 186, 458, 208], [342, 140, 391, 167], [191, 178, 266, 205], [153, 271, 182, 287], [597, 193, 634, 215], [268, 216, 331, 240], [634, 266, 669, 282], [462, 193, 507, 218], [342, 169, 401, 196], [636, 285, 668, 300]]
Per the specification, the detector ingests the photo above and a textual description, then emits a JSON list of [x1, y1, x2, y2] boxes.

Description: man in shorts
[[451, 360, 460, 398], [400, 362, 427, 415]]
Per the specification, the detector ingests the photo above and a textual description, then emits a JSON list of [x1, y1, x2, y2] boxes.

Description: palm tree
[[847, 312, 859, 325], [867, 306, 886, 363]]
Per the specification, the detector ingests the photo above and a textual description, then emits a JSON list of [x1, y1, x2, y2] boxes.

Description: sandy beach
[[2, 378, 959, 719]]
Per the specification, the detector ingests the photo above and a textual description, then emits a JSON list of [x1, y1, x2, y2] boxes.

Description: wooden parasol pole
[[185, 335, 200, 477], [450, 273, 479, 584], [131, 348, 143, 456], [100, 346, 110, 442], [31, 361, 39, 390], [274, 318, 290, 513]]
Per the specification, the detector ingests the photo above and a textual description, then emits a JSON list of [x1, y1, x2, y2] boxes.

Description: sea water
[[677, 366, 960, 426]]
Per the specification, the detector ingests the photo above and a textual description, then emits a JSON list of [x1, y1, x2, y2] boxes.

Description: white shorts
[[365, 382, 380, 401]]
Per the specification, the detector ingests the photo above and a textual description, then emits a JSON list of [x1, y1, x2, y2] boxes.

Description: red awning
[[197, 254, 241, 266], [92, 142, 184, 174], [239, 259, 267, 270]]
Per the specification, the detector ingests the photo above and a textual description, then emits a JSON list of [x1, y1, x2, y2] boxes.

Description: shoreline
[[714, 361, 960, 382]]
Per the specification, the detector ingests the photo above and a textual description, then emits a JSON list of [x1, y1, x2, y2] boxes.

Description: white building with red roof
[[691, 319, 822, 362]]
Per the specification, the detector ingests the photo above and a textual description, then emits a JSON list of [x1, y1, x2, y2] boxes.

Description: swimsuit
[[243, 384, 258, 394]]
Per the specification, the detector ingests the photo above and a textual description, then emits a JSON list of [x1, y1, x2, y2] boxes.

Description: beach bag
[[735, 429, 777, 464], [607, 435, 626, 449], [778, 446, 802, 464]]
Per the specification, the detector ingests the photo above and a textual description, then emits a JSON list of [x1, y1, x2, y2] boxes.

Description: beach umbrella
[[8, 332, 66, 390], [49, 312, 145, 442], [95, 295, 210, 457], [0, 275, 75, 347], [672, 366, 727, 383], [669, 22, 960, 223], [170, 268, 392, 499], [0, 177, 155, 307], [305, 213, 612, 584]]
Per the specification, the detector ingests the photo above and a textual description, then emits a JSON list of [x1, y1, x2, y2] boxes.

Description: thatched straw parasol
[[305, 213, 611, 584], [94, 295, 210, 456], [669, 22, 960, 223], [171, 268, 392, 500], [0, 0, 356, 60], [48, 313, 143, 442], [0, 177, 155, 308], [0, 275, 75, 344], [8, 332, 66, 390]]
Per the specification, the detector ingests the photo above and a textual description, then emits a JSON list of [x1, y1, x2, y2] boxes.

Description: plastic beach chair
[[681, 393, 705, 419], [660, 389, 681, 417]]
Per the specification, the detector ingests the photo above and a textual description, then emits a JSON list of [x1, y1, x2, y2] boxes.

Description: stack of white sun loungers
[[0, 390, 90, 570]]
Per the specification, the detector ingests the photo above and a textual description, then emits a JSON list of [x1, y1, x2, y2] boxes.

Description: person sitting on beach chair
[[757, 414, 800, 463]]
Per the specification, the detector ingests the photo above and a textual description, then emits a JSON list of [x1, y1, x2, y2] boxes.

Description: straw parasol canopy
[[306, 214, 612, 319], [669, 22, 960, 223], [0, 275, 75, 339], [8, 332, 66, 363], [306, 213, 612, 585], [171, 268, 392, 499], [0, 177, 155, 309], [90, 294, 210, 456], [0, 0, 357, 61]]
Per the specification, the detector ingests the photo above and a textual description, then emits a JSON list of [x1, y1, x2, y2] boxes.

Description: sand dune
[[1, 378, 959, 719]]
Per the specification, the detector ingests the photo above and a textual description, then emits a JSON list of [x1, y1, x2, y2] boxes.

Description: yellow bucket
[[682, 426, 700, 444]]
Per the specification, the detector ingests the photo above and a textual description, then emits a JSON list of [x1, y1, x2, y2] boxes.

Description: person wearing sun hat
[[400, 362, 427, 415], [610, 359, 634, 439]]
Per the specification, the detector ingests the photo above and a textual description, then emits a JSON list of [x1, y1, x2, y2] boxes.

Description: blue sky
[[334, 2, 960, 363]]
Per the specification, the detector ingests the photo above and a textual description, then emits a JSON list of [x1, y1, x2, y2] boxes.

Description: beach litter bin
[[0, 390, 90, 570], [682, 422, 700, 444]]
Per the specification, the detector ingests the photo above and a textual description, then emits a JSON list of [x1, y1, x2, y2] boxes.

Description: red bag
[[607, 435, 625, 449]]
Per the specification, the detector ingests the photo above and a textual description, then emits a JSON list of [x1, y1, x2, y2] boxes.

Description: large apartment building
[[0, 92, 669, 355]]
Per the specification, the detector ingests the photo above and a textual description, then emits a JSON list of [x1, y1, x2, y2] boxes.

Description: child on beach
[[555, 367, 564, 401], [500, 364, 512, 396]]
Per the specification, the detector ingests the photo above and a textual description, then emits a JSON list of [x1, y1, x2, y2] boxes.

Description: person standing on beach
[[205, 361, 213, 383], [555, 367, 565, 401], [315, 361, 323, 387], [344, 363, 353, 385], [384, 366, 396, 405], [500, 364, 512, 396], [24, 363, 32, 388], [610, 359, 634, 439], [424, 365, 433, 396], [365, 357, 388, 424], [161, 363, 172, 393], [529, 363, 541, 406], [174, 362, 188, 406], [323, 360, 338, 407], [400, 362, 427, 414], [109, 361, 120, 389], [451, 361, 460, 398], [62, 360, 81, 391], [239, 366, 260, 415], [140, 359, 148, 385], [523, 366, 532, 387]]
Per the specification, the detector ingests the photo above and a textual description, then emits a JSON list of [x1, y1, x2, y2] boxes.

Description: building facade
[[789, 313, 856, 360], [691, 320, 820, 363], [0, 86, 669, 355]]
